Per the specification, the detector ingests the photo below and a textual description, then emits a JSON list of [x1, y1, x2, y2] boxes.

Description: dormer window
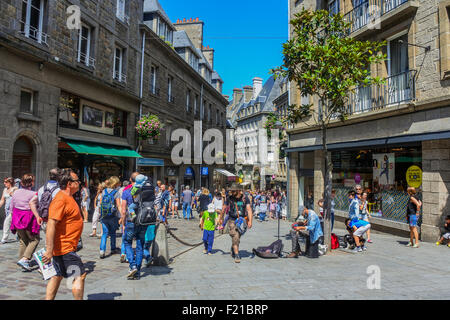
[[158, 17, 173, 44]]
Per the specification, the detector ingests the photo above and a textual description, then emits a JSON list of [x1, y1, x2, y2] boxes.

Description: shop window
[[59, 91, 80, 129], [78, 99, 127, 137]]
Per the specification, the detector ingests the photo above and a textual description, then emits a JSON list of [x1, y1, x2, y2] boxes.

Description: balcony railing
[[116, 12, 130, 25], [113, 71, 127, 83], [77, 51, 96, 68], [150, 85, 160, 96], [19, 21, 48, 45], [343, 0, 409, 34], [345, 69, 416, 115]]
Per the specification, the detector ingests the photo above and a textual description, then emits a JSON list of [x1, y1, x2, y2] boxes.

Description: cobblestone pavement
[[1, 212, 449, 300]]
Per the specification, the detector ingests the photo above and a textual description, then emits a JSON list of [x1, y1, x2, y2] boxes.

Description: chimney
[[202, 46, 214, 69], [233, 88, 243, 104], [252, 77, 263, 99], [174, 18, 204, 49], [223, 94, 230, 101], [243, 85, 253, 103]]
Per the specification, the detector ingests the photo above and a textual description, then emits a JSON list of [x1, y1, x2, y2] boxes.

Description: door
[[12, 136, 34, 179]]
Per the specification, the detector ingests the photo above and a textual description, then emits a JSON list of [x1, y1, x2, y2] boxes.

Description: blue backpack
[[100, 189, 118, 219]]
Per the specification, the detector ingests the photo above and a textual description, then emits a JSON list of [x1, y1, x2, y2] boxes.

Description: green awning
[[65, 140, 142, 158]]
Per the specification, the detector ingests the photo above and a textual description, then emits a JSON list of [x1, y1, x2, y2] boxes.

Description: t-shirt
[[48, 191, 83, 256], [121, 187, 134, 220], [10, 188, 36, 211], [202, 211, 217, 231], [349, 219, 369, 229], [181, 190, 193, 203], [213, 197, 223, 210]]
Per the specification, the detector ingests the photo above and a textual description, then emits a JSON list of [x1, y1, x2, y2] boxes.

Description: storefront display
[[331, 145, 422, 223]]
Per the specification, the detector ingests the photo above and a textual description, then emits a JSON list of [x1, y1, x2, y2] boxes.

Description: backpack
[[38, 185, 58, 220], [235, 217, 248, 235], [228, 197, 246, 219], [100, 189, 118, 219], [331, 233, 340, 250], [253, 239, 283, 259], [133, 182, 157, 226]]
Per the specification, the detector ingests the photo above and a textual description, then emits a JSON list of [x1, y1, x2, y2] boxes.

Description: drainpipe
[[199, 83, 204, 188], [136, 30, 146, 172], [286, 0, 291, 220]]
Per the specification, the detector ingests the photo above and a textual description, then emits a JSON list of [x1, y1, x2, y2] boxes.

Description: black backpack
[[133, 181, 157, 226], [38, 185, 58, 220], [228, 197, 246, 219], [253, 239, 284, 259]]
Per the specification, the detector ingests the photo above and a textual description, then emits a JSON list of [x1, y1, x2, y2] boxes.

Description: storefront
[[58, 139, 141, 192], [165, 166, 179, 194], [213, 168, 238, 190], [136, 157, 165, 185], [331, 144, 422, 223]]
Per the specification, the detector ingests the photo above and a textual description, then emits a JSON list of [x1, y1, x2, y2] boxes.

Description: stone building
[[0, 0, 227, 205], [286, 0, 450, 241], [228, 76, 285, 190]]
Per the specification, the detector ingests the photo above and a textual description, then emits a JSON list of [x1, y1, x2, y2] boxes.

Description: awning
[[65, 140, 142, 158], [214, 169, 238, 181]]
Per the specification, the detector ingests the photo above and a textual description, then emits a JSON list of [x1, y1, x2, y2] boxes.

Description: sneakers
[[17, 259, 31, 271], [120, 254, 126, 263], [127, 267, 138, 280], [0, 240, 7, 244], [436, 241, 441, 246], [99, 251, 106, 259], [412, 243, 419, 248], [287, 252, 299, 258], [448, 244, 450, 248], [352, 247, 362, 253], [361, 246, 367, 251], [367, 239, 373, 243], [202, 249, 207, 254], [406, 242, 413, 247], [207, 252, 212, 256], [234, 255, 241, 263]]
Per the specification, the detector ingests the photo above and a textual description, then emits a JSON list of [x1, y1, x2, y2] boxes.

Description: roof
[[196, 48, 213, 71], [212, 71, 223, 83], [143, 0, 174, 29], [173, 31, 201, 58]]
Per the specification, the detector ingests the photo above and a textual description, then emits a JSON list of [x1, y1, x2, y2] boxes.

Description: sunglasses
[[70, 179, 81, 184]]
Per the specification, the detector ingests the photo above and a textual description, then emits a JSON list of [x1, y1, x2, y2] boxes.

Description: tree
[[272, 9, 386, 252]]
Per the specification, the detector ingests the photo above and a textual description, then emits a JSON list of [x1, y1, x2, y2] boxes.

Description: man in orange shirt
[[42, 169, 85, 300]]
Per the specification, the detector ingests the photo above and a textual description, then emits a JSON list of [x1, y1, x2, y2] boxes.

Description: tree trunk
[[322, 124, 332, 253]]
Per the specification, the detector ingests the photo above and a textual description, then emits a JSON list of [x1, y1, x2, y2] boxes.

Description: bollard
[[151, 223, 169, 266]]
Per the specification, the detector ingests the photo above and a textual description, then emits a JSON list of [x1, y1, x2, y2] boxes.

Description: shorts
[[442, 232, 450, 240], [53, 251, 85, 278], [354, 224, 371, 237], [409, 214, 418, 227], [227, 219, 240, 246]]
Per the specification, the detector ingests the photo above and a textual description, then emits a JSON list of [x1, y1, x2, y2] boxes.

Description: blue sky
[[158, 0, 288, 100]]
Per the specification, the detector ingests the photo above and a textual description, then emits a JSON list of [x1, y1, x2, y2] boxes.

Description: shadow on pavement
[[83, 261, 96, 275], [87, 292, 122, 300], [140, 265, 173, 279], [210, 249, 227, 255], [397, 240, 410, 246]]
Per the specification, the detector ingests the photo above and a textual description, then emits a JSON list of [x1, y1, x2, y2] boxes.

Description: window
[[113, 47, 126, 82], [77, 24, 95, 68], [59, 91, 80, 129], [202, 100, 206, 120], [189, 50, 199, 71], [194, 94, 198, 115], [216, 109, 219, 125], [158, 17, 173, 44], [208, 104, 212, 122], [168, 76, 174, 102], [328, 0, 339, 15], [116, 0, 129, 24], [20, 0, 47, 45], [186, 90, 190, 111], [20, 89, 34, 114], [150, 66, 158, 95]]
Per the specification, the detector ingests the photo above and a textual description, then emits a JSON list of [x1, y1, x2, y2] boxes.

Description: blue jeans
[[124, 222, 148, 272], [258, 212, 266, 221], [202, 229, 215, 253], [331, 211, 335, 231], [100, 216, 119, 252], [182, 202, 192, 219]]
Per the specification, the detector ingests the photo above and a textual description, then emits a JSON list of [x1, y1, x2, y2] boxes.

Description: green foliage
[[272, 9, 387, 126], [263, 113, 286, 139], [135, 113, 163, 140]]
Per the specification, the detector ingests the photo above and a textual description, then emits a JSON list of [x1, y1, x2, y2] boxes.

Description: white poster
[[372, 153, 395, 185]]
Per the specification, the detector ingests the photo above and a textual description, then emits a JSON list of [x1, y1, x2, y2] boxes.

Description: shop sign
[[201, 167, 209, 176], [185, 167, 194, 178], [372, 153, 395, 185], [166, 167, 178, 176], [137, 158, 164, 166], [406, 165, 422, 188]]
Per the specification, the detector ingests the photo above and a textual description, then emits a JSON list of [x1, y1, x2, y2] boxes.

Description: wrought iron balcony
[[77, 51, 96, 68], [343, 0, 410, 34], [113, 71, 127, 83], [345, 69, 416, 115], [19, 21, 48, 45]]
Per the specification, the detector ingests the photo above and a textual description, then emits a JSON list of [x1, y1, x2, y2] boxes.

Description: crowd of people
[[1, 170, 449, 299]]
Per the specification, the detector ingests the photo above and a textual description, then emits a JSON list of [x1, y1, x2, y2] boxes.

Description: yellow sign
[[238, 178, 243, 183], [406, 165, 422, 188]]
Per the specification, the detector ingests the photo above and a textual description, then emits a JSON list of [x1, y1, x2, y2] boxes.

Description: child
[[436, 215, 450, 247], [200, 203, 219, 255], [345, 218, 370, 253], [128, 174, 148, 221]]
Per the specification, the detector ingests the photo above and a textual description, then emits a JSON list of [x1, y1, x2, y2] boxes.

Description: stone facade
[[286, 0, 450, 241]]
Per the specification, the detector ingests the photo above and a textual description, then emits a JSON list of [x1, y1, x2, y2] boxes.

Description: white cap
[[207, 203, 215, 213]]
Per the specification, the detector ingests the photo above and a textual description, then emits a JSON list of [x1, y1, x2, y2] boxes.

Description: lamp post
[[274, 120, 283, 240]]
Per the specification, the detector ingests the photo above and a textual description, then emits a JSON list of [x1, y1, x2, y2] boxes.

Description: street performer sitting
[[287, 205, 323, 258]]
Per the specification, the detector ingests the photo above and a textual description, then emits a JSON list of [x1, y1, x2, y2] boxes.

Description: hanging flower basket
[[136, 113, 163, 140]]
